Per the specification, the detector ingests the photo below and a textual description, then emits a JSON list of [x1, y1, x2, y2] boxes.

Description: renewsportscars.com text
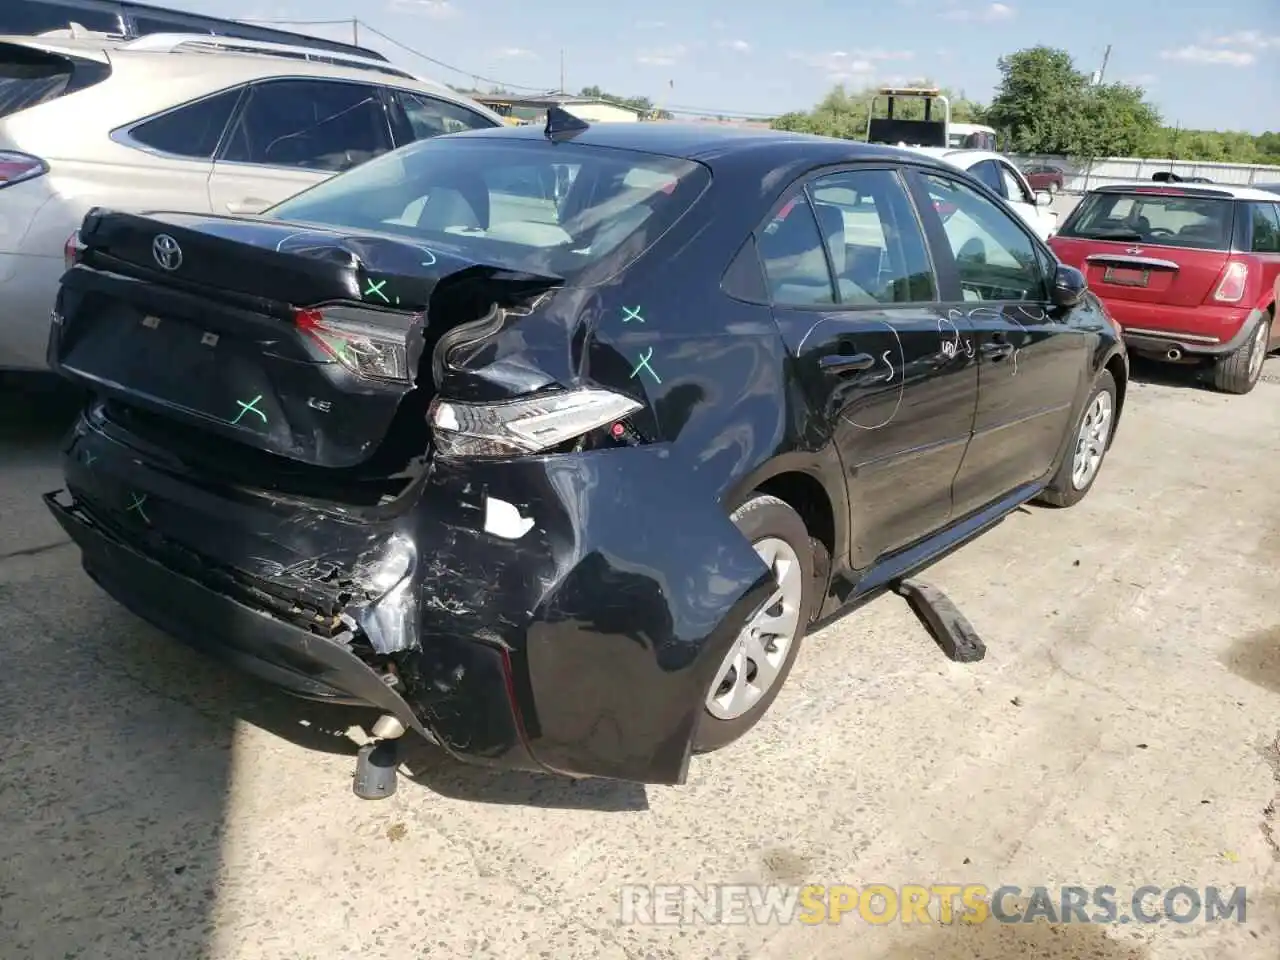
[[618, 884, 1248, 926]]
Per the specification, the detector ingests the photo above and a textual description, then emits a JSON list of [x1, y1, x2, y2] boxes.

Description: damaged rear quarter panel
[[420, 448, 775, 784]]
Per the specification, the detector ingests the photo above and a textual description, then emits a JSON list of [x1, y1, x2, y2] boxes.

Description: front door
[[208, 78, 395, 214], [758, 167, 979, 571], [911, 169, 1088, 515]]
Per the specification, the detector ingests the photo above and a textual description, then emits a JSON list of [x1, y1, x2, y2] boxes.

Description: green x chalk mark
[[630, 347, 661, 385], [364, 278, 390, 303], [622, 305, 644, 323], [231, 395, 267, 426], [126, 492, 149, 524]]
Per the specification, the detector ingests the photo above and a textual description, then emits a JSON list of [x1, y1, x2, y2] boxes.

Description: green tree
[[1072, 82, 1162, 157], [985, 46, 1090, 154]]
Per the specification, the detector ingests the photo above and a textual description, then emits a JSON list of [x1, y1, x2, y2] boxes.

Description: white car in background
[[902, 147, 1060, 241], [0, 30, 503, 371]]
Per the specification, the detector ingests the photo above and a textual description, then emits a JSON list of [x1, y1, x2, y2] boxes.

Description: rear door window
[[0, 42, 109, 118], [808, 168, 937, 303], [1247, 202, 1280, 253], [220, 79, 393, 173], [387, 90, 496, 145], [1059, 191, 1234, 250], [755, 189, 835, 306], [126, 87, 241, 159]]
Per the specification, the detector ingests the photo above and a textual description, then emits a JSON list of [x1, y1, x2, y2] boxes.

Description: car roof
[[439, 119, 952, 168], [897, 147, 1011, 165], [0, 31, 466, 102], [1086, 181, 1280, 202], [0, 31, 503, 127]]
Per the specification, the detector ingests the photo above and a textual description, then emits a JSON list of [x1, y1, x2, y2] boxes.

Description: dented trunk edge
[[49, 416, 774, 785]]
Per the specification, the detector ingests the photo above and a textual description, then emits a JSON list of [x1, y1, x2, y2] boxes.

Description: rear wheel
[[693, 494, 814, 754], [1210, 317, 1271, 395], [1036, 369, 1117, 508]]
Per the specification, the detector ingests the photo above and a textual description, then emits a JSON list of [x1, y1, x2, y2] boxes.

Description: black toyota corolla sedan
[[45, 112, 1127, 792]]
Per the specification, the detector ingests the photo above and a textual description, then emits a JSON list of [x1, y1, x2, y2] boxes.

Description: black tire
[[1210, 316, 1271, 395], [1035, 369, 1117, 508], [692, 494, 815, 754]]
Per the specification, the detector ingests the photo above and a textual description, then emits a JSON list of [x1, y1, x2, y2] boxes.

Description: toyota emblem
[[152, 234, 182, 271]]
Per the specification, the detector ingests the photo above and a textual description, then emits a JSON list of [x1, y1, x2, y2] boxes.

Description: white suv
[[0, 31, 503, 370]]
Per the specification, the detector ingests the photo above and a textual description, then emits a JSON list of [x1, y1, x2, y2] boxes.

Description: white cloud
[[493, 47, 536, 59], [1160, 45, 1255, 66], [389, 0, 457, 19], [942, 2, 1015, 22], [1209, 30, 1280, 50], [721, 39, 752, 53], [634, 19, 667, 29], [783, 49, 916, 83], [636, 44, 688, 66], [791, 49, 915, 83]]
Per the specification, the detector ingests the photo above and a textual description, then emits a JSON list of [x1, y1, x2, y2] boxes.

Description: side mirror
[[1051, 263, 1087, 308], [1035, 191, 1054, 207]]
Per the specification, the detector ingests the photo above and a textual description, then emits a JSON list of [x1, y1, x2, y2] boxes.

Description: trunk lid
[[1051, 188, 1236, 307], [51, 210, 561, 472]]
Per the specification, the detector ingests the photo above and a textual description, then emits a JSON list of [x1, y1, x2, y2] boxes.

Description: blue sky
[[169, 0, 1278, 133]]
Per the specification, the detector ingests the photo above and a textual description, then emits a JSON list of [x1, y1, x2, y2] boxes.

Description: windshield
[[1058, 190, 1235, 250], [268, 134, 711, 282]]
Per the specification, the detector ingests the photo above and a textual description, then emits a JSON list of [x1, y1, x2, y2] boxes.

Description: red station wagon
[[1050, 183, 1279, 394]]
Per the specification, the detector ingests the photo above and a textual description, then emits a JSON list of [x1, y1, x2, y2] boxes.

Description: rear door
[[759, 165, 978, 570], [911, 168, 1086, 512], [208, 78, 395, 215], [1052, 188, 1235, 307]]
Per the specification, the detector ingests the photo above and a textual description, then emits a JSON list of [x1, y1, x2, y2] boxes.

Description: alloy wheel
[[705, 537, 803, 721], [1070, 390, 1113, 490]]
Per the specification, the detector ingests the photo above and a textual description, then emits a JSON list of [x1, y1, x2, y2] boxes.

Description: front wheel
[[1035, 369, 1117, 508], [693, 494, 815, 754], [1210, 316, 1271, 395]]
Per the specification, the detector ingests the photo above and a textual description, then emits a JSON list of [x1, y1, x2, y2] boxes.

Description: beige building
[[472, 93, 642, 124]]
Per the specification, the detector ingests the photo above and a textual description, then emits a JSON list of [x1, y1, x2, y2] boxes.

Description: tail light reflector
[[0, 151, 47, 188], [294, 305, 415, 382], [1212, 261, 1248, 303]]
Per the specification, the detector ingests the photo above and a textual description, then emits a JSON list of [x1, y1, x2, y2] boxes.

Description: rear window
[[268, 135, 711, 283], [0, 43, 109, 118], [1059, 190, 1234, 250]]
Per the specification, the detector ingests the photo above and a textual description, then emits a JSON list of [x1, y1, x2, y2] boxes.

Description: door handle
[[226, 198, 269, 214], [819, 352, 876, 373], [981, 342, 1015, 360]]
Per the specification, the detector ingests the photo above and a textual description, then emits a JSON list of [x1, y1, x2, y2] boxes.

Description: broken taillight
[[64, 230, 84, 270], [1211, 261, 1248, 303], [429, 388, 643, 458], [0, 151, 47, 189], [294, 305, 415, 381]]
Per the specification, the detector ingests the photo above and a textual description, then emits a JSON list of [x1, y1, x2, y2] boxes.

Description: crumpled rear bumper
[[48, 417, 775, 785]]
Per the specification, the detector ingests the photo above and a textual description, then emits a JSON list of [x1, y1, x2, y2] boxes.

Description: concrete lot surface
[[1, 362, 1278, 960]]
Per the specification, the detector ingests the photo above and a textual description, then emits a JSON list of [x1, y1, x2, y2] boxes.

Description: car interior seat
[[809, 201, 877, 304]]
